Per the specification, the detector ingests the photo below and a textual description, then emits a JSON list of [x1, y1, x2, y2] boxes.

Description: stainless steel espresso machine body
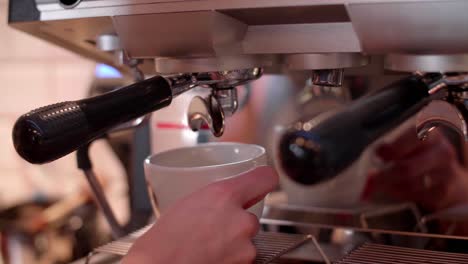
[[8, 0, 468, 263], [10, 0, 468, 163]]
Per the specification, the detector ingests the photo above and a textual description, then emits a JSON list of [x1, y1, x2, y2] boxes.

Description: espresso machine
[[8, 0, 468, 263]]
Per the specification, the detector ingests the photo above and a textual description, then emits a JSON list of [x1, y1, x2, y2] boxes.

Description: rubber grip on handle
[[279, 75, 431, 185], [13, 76, 172, 164]]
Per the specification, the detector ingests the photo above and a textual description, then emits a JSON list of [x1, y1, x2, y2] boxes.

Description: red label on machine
[[156, 122, 209, 130]]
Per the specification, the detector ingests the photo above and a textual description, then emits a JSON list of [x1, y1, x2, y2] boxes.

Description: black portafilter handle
[[13, 76, 173, 164], [279, 75, 434, 186]]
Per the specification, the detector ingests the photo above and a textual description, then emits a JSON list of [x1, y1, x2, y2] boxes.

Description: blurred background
[[0, 0, 96, 213], [0, 2, 133, 263]]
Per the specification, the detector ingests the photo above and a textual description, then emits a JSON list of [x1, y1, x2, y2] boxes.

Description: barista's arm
[[122, 166, 278, 264]]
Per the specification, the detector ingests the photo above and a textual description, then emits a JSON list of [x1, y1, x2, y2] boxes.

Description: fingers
[[376, 127, 420, 161], [241, 212, 261, 237], [209, 209, 258, 264], [375, 135, 455, 184], [369, 130, 460, 207], [374, 129, 456, 183], [240, 242, 257, 264], [206, 166, 279, 208], [228, 212, 258, 263], [229, 240, 257, 264], [225, 210, 260, 237], [377, 128, 455, 163]]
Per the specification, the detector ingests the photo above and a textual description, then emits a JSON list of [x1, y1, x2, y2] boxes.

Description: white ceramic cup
[[144, 142, 268, 218]]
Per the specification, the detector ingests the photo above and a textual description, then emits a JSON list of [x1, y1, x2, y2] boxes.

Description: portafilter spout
[[187, 68, 263, 137]]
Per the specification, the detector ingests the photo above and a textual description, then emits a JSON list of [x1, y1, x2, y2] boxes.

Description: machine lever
[[13, 76, 173, 164], [279, 75, 436, 185]]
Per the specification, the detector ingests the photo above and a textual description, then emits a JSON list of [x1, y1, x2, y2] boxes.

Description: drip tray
[[85, 227, 313, 264], [337, 243, 468, 264]]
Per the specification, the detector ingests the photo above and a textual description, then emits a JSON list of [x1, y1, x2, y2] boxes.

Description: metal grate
[[336, 243, 468, 264], [86, 227, 312, 264], [253, 232, 313, 264]]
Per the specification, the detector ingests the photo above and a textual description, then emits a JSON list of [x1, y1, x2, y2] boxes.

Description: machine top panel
[[15, 0, 466, 21], [8, 0, 468, 73]]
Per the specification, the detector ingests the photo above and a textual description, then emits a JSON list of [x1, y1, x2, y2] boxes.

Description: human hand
[[122, 166, 278, 264], [363, 128, 468, 212]]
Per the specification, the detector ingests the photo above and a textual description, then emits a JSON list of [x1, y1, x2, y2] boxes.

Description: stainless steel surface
[[10, 0, 468, 74], [312, 69, 345, 87], [421, 74, 468, 135], [32, 0, 406, 17], [210, 68, 263, 89], [312, 236, 332, 264], [416, 100, 468, 141], [213, 88, 239, 116], [359, 203, 425, 232], [261, 204, 468, 262], [187, 95, 225, 137], [261, 204, 468, 240], [419, 204, 468, 234], [155, 56, 273, 74], [113, 11, 248, 58], [253, 232, 314, 264], [424, 73, 468, 97], [263, 203, 423, 232], [445, 75, 468, 88], [170, 68, 262, 136], [166, 74, 198, 97], [347, 0, 468, 54], [85, 226, 151, 264], [86, 228, 313, 264], [242, 23, 361, 55], [386, 54, 468, 72], [83, 170, 125, 239], [96, 34, 121, 52], [167, 68, 263, 96], [285, 53, 369, 70], [425, 209, 467, 235], [336, 243, 468, 264]]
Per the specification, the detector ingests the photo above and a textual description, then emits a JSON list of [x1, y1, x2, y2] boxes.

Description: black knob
[[279, 75, 432, 185], [13, 76, 172, 164]]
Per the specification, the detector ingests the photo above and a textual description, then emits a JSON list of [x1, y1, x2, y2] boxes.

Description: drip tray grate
[[253, 232, 313, 264], [86, 227, 312, 264], [336, 243, 468, 264]]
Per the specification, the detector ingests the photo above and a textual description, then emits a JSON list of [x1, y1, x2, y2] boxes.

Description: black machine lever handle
[[13, 76, 172, 164], [279, 75, 435, 186]]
